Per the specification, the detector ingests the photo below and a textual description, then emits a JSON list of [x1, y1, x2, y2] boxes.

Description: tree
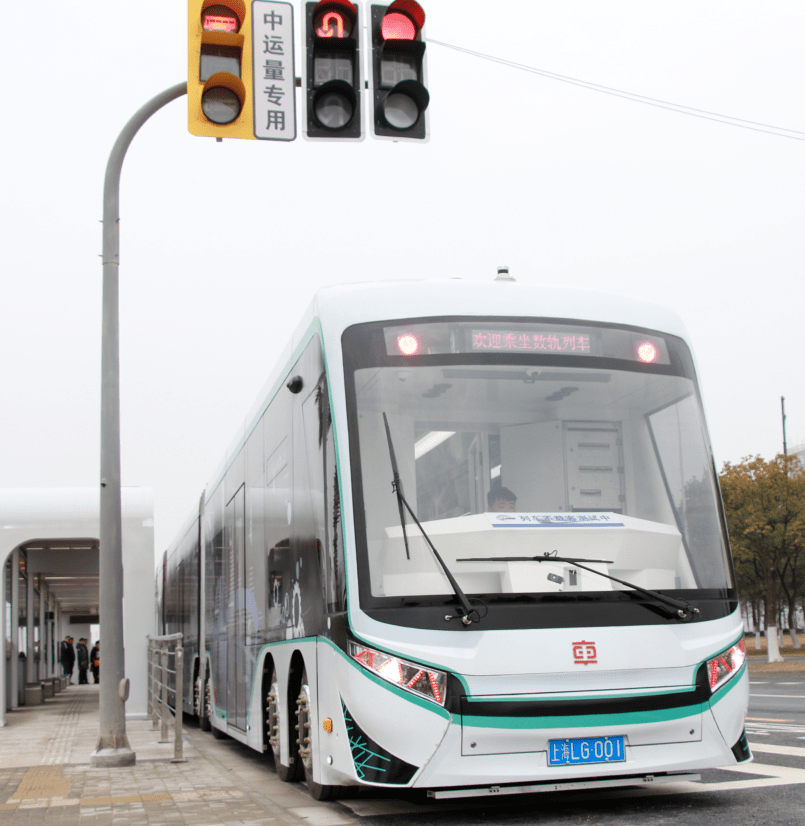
[[719, 455, 805, 663]]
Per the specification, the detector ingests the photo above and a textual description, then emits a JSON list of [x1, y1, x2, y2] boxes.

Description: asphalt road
[[330, 673, 805, 826]]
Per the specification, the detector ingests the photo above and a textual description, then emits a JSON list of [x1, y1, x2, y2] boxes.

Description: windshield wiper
[[382, 413, 411, 560], [383, 413, 481, 626], [458, 551, 700, 621]]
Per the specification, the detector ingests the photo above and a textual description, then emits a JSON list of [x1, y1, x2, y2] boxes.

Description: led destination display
[[383, 321, 670, 365]]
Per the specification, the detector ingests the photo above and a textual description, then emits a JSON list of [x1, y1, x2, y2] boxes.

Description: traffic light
[[369, 1, 429, 141], [188, 1, 252, 138], [188, 1, 296, 141], [303, 1, 363, 140]]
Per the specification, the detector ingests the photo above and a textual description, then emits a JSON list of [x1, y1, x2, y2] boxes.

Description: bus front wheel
[[296, 669, 341, 801]]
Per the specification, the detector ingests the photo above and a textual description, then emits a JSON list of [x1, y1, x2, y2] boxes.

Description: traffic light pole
[[93, 82, 187, 768]]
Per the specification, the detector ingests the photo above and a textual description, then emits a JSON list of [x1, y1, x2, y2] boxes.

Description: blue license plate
[[548, 735, 626, 766]]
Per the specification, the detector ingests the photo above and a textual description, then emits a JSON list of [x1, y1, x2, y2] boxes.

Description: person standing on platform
[[90, 641, 100, 684], [76, 638, 89, 684], [60, 636, 75, 683]]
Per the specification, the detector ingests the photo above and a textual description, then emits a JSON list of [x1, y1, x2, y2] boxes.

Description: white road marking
[[749, 693, 805, 698], [748, 741, 805, 758]]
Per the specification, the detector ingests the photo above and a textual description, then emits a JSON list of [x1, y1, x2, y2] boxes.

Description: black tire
[[199, 676, 211, 732], [212, 722, 227, 739], [268, 667, 302, 782], [297, 669, 341, 801]]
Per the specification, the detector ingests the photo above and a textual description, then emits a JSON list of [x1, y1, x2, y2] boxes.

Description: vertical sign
[[252, 1, 297, 141]]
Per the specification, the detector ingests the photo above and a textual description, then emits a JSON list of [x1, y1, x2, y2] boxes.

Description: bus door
[[225, 484, 247, 730]]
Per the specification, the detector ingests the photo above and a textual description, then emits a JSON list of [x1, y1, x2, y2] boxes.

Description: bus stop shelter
[[0, 488, 154, 726]]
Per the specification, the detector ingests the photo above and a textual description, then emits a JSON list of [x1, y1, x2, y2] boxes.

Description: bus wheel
[[296, 670, 341, 801], [268, 668, 302, 782], [199, 676, 211, 731]]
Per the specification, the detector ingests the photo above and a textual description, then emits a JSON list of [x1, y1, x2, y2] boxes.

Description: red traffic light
[[202, 4, 241, 33], [370, 1, 429, 140], [383, 0, 425, 34], [381, 2, 425, 41], [313, 0, 357, 38]]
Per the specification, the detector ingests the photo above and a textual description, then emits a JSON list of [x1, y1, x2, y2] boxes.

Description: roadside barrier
[[146, 633, 185, 762]]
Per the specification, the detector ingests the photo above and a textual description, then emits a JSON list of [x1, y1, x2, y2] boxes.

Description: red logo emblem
[[573, 640, 597, 665]]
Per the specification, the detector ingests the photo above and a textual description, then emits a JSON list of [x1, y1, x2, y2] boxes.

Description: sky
[[2, 1, 803, 559]]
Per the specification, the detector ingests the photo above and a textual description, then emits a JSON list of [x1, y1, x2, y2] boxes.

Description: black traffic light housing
[[304, 0, 363, 140], [370, 1, 429, 141]]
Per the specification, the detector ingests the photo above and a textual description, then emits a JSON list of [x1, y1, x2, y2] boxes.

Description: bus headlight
[[707, 638, 746, 693], [348, 641, 447, 706]]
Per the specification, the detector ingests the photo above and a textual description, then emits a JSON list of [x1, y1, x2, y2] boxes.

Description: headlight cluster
[[707, 638, 746, 693], [348, 641, 447, 706]]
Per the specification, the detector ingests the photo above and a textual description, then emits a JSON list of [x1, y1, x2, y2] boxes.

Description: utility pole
[[93, 82, 187, 768], [782, 396, 788, 457]]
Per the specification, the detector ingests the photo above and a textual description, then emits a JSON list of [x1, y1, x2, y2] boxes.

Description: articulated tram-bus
[[157, 277, 749, 800]]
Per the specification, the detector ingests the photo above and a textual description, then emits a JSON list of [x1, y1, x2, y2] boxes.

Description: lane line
[[749, 693, 805, 698], [749, 742, 805, 758]]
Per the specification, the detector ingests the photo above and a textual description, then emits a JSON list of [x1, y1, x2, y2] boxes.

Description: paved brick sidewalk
[[0, 685, 355, 825]]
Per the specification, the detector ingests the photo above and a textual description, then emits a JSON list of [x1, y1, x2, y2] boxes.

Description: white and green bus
[[158, 277, 748, 800]]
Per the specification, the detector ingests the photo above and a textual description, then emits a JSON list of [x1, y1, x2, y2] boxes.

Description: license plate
[[548, 735, 626, 766]]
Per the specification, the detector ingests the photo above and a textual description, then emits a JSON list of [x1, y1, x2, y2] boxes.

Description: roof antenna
[[495, 266, 515, 282]]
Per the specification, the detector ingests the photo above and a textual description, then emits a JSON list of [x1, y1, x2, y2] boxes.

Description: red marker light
[[397, 334, 420, 356], [636, 341, 659, 363], [382, 11, 416, 40]]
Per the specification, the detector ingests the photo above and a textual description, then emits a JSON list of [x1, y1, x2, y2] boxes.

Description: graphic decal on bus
[[342, 701, 418, 784], [573, 640, 598, 664]]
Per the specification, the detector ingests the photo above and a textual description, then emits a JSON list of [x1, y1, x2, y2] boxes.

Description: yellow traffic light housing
[[188, 1, 255, 139]]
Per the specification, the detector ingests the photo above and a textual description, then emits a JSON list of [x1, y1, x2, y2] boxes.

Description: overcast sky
[[2, 1, 803, 558]]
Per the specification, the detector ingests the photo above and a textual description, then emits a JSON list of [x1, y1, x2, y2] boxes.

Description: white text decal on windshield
[[485, 513, 625, 528]]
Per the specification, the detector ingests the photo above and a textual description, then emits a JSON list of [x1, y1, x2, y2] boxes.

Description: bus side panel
[[204, 483, 226, 726]]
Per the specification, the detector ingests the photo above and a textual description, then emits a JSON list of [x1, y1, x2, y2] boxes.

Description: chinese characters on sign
[[472, 330, 591, 353], [253, 1, 296, 140], [486, 512, 625, 527]]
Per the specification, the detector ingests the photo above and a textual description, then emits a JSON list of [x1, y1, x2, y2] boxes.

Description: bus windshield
[[343, 319, 734, 616]]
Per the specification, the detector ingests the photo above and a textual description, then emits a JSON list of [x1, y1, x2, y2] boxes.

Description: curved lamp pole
[[92, 82, 187, 767]]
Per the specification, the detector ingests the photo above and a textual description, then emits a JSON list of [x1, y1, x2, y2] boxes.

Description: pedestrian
[[59, 636, 75, 683], [76, 638, 89, 684], [90, 641, 100, 684]]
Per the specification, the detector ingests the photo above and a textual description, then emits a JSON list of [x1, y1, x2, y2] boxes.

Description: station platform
[[0, 684, 355, 825]]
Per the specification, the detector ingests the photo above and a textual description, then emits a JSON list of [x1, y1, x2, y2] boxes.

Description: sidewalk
[[0, 685, 354, 825]]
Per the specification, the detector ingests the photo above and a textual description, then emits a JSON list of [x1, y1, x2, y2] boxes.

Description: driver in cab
[[488, 485, 517, 512]]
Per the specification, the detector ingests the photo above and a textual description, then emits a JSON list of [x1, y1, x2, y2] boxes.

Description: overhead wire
[[427, 38, 805, 143]]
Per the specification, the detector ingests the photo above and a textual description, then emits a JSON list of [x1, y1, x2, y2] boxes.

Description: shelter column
[[39, 584, 45, 680], [0, 559, 6, 725], [26, 569, 34, 683], [10, 550, 19, 709]]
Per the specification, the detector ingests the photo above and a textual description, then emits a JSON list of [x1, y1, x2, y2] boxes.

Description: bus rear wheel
[[196, 674, 211, 731], [268, 668, 302, 782], [296, 670, 341, 801]]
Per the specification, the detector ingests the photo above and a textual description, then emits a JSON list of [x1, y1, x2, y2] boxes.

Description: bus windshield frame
[[342, 316, 737, 631]]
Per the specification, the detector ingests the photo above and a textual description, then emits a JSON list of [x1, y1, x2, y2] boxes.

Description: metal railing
[[146, 633, 185, 762]]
